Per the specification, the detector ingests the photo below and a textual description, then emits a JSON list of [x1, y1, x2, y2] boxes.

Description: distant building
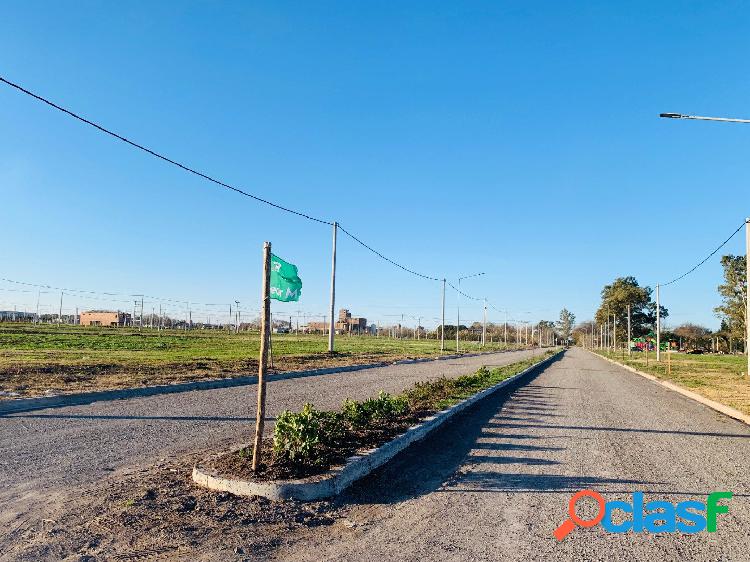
[[336, 309, 367, 334], [80, 310, 131, 327], [302, 309, 369, 335], [0, 311, 35, 321]]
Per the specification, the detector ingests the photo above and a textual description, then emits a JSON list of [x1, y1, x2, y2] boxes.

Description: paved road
[[0, 349, 539, 531], [274, 348, 750, 561]]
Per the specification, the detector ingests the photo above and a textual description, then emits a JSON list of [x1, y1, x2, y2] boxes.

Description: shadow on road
[[339, 354, 582, 506]]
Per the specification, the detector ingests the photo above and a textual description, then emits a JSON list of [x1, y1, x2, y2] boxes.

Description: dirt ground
[[1, 451, 335, 562]]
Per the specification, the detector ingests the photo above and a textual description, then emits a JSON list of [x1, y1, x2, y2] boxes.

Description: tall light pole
[[456, 272, 484, 352], [661, 113, 750, 372]]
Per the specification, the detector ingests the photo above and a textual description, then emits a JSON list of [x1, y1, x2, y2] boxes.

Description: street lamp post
[[660, 112, 750, 376], [456, 272, 484, 353]]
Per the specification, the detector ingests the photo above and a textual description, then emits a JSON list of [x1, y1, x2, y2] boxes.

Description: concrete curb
[[192, 349, 564, 501], [588, 350, 750, 426], [0, 348, 524, 415]]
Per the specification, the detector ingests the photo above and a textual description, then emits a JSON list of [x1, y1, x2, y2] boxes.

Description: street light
[[457, 272, 485, 353], [660, 112, 750, 379], [660, 112, 750, 124]]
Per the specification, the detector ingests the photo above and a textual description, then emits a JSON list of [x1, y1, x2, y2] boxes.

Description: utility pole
[[252, 241, 271, 472], [328, 222, 337, 353], [141, 297, 145, 331], [35, 289, 40, 323], [504, 310, 508, 346], [613, 314, 617, 352], [627, 304, 632, 356], [656, 284, 661, 362], [600, 324, 603, 350], [235, 300, 240, 334], [482, 298, 487, 347], [746, 218, 750, 378], [58, 291, 63, 324], [456, 280, 461, 353], [440, 279, 446, 353]]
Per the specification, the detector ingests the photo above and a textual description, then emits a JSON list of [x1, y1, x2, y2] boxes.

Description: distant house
[[79, 310, 131, 327]]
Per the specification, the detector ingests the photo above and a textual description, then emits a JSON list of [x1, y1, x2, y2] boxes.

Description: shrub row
[[268, 351, 554, 472]]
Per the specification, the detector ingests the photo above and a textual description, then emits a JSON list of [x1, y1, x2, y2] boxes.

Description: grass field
[[594, 349, 750, 416], [0, 323, 519, 398]]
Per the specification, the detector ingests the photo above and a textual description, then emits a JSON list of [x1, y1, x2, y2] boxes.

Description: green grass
[[595, 349, 750, 415], [0, 322, 524, 396]]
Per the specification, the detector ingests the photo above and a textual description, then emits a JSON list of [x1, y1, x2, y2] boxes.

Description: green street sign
[[270, 253, 302, 302]]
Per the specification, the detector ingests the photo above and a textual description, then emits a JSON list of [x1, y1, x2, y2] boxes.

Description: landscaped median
[[193, 349, 562, 501], [592, 349, 750, 423]]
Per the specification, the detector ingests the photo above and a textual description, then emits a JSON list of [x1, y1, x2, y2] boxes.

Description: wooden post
[[252, 241, 272, 472], [667, 343, 671, 375]]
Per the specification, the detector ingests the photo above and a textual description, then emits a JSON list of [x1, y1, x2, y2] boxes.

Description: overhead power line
[[660, 222, 745, 286], [0, 75, 454, 285], [0, 76, 333, 226], [446, 281, 482, 301], [337, 225, 441, 282]]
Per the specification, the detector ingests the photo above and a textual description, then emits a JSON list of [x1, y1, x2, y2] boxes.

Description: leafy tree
[[714, 255, 747, 344], [571, 320, 595, 346], [556, 309, 576, 342], [595, 276, 668, 341], [672, 323, 712, 350]]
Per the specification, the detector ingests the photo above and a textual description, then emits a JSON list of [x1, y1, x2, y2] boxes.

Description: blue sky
[[1, 1, 747, 330]]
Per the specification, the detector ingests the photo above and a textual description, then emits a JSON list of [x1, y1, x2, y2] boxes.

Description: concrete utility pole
[[328, 222, 337, 353], [235, 301, 240, 334], [746, 218, 750, 378], [613, 314, 617, 352], [504, 310, 508, 346], [600, 324, 603, 350], [440, 279, 446, 352], [456, 282, 461, 352], [656, 284, 661, 362], [627, 304, 632, 356], [482, 299, 487, 346], [58, 291, 63, 324]]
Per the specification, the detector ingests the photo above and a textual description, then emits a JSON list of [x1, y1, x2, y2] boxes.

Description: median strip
[[192, 349, 562, 501]]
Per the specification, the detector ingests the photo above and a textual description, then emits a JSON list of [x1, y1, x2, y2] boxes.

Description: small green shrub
[[342, 391, 408, 428], [273, 403, 345, 466], [342, 398, 370, 428]]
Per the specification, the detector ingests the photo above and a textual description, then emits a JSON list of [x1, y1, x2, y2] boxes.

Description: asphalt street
[[273, 347, 750, 561]]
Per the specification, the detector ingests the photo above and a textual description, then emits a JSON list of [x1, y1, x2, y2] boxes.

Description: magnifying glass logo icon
[[553, 489, 606, 541]]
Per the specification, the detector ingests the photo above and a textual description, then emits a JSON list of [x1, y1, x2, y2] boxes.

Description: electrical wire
[[660, 222, 745, 286], [338, 225, 441, 281], [0, 76, 333, 226]]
